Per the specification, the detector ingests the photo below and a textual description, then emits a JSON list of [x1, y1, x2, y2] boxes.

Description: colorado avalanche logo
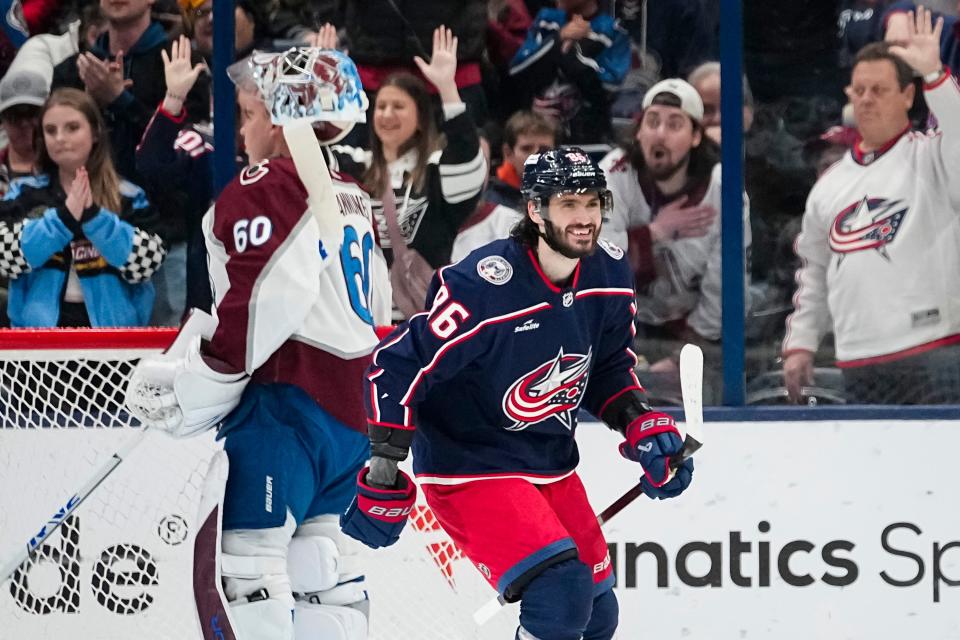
[[829, 196, 907, 261], [502, 348, 591, 431]]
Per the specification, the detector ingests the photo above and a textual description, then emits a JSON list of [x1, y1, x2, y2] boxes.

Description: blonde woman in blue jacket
[[0, 89, 166, 327]]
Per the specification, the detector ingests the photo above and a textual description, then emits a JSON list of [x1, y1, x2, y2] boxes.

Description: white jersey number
[[233, 216, 272, 253]]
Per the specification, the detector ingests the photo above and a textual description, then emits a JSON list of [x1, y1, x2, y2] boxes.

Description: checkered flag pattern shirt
[[119, 228, 166, 283], [0, 221, 32, 277]]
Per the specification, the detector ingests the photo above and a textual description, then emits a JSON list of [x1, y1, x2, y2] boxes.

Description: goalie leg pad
[[583, 588, 619, 640], [230, 597, 294, 640], [294, 600, 368, 640], [288, 514, 367, 606], [517, 557, 594, 640], [220, 513, 297, 640]]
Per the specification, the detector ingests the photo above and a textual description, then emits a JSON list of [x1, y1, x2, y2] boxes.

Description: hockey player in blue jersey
[[342, 147, 695, 639], [125, 47, 391, 640]]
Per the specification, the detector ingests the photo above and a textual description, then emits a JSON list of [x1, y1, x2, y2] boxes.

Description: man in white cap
[[599, 78, 751, 378], [0, 68, 46, 197]]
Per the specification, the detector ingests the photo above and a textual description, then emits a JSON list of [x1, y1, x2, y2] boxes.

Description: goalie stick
[[282, 119, 344, 246], [0, 309, 218, 583], [472, 343, 705, 625]]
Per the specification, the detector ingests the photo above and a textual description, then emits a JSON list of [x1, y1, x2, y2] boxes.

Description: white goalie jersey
[[202, 155, 391, 430]]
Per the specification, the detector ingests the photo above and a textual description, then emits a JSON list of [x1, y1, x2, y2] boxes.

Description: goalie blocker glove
[[601, 389, 693, 500], [341, 466, 417, 549]]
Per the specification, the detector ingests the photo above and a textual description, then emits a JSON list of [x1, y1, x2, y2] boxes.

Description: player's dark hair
[[510, 209, 541, 248], [853, 42, 914, 89], [364, 72, 441, 198]]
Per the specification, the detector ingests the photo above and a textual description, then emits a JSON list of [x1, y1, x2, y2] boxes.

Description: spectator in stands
[[0, 69, 46, 197], [486, 110, 557, 211], [335, 28, 484, 318], [485, 0, 533, 121], [838, 0, 888, 72], [52, 0, 209, 173], [267, 0, 342, 42], [52, 0, 209, 326], [5, 4, 106, 90], [508, 0, 630, 144], [614, 0, 715, 80], [178, 0, 270, 62], [450, 135, 527, 262], [342, 0, 490, 131], [136, 34, 212, 315], [802, 124, 859, 178], [0, 88, 165, 328], [599, 78, 751, 365], [885, 1, 960, 76], [178, 0, 212, 57], [687, 61, 755, 144], [783, 16, 960, 404]]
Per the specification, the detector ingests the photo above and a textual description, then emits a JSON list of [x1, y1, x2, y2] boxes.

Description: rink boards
[[2, 419, 958, 639], [575, 419, 960, 639]]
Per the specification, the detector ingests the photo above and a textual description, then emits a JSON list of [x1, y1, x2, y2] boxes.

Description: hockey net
[[0, 328, 519, 640]]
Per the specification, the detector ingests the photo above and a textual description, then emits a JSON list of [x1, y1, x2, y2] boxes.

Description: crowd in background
[[0, 0, 957, 405]]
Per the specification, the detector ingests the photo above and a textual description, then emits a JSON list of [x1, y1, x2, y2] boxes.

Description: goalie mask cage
[[0, 328, 519, 640]]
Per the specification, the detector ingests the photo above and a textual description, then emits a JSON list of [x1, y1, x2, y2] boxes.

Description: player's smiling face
[[637, 104, 701, 181], [534, 191, 603, 259]]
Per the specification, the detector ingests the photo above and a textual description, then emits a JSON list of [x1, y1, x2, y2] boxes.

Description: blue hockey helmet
[[520, 147, 613, 218]]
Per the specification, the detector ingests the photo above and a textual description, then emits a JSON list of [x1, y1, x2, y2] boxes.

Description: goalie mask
[[228, 47, 369, 144], [521, 147, 613, 221]]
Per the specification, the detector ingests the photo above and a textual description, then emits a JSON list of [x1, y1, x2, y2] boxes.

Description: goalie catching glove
[[619, 412, 694, 500], [124, 311, 249, 437]]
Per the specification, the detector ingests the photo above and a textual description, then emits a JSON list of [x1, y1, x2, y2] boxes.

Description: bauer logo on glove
[[619, 411, 694, 500], [341, 466, 417, 548]]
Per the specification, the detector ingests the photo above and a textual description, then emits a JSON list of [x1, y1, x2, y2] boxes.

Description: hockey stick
[[472, 344, 705, 625], [0, 310, 217, 583], [282, 119, 343, 244]]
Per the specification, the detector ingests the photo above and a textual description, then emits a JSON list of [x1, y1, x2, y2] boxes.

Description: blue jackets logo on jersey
[[502, 348, 591, 431], [829, 196, 907, 261]]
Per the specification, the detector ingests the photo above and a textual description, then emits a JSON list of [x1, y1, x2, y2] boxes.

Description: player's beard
[[541, 220, 601, 259]]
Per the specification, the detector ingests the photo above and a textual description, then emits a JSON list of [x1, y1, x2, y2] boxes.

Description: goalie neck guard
[[228, 47, 369, 143]]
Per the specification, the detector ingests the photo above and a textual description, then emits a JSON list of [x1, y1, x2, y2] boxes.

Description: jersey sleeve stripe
[[399, 302, 553, 406], [597, 383, 644, 418], [575, 287, 635, 298], [368, 367, 384, 422], [415, 468, 577, 485], [368, 419, 416, 431], [372, 326, 412, 366]]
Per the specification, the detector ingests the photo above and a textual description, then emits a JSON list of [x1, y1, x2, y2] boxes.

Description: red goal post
[[0, 327, 518, 640]]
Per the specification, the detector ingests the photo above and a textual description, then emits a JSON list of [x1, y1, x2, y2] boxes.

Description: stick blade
[[473, 594, 507, 626], [679, 344, 704, 447]]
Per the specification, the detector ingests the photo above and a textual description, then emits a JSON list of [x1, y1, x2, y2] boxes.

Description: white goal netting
[[0, 328, 519, 640]]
